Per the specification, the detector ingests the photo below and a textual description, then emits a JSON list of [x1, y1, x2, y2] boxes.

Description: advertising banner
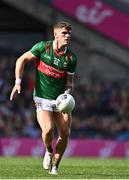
[[52, 0, 129, 49], [0, 138, 129, 157]]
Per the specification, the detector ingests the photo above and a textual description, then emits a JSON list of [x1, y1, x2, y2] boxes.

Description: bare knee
[[43, 128, 53, 138], [59, 128, 70, 139]]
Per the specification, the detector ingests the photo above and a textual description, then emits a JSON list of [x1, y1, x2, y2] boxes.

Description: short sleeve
[[30, 41, 45, 57], [67, 53, 77, 74]]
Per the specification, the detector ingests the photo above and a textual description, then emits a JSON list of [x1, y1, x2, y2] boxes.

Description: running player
[[10, 21, 77, 175]]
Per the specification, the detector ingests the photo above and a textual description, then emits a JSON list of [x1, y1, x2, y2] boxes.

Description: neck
[[53, 41, 67, 56]]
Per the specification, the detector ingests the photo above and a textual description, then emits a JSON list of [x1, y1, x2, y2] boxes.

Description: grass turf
[[0, 157, 129, 179]]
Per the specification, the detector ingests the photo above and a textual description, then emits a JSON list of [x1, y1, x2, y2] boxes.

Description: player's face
[[54, 27, 71, 46]]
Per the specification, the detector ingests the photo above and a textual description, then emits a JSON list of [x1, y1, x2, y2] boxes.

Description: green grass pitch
[[0, 157, 129, 179]]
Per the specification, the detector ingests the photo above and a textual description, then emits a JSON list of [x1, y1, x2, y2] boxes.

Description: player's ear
[[54, 29, 59, 39], [54, 31, 57, 39]]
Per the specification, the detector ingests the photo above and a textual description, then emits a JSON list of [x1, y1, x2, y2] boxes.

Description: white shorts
[[33, 96, 59, 112]]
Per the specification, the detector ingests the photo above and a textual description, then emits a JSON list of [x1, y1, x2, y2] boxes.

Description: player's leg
[[36, 110, 54, 152], [36, 110, 54, 169], [50, 112, 72, 174], [54, 112, 72, 160]]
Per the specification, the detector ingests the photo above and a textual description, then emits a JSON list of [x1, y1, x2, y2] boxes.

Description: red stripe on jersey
[[35, 60, 66, 78]]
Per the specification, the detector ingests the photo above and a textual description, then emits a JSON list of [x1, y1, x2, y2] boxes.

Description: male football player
[[10, 21, 77, 175]]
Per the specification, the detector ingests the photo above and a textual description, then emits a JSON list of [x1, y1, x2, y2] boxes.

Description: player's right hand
[[10, 84, 21, 101]]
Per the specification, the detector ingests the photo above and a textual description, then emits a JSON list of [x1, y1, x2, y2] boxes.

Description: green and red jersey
[[30, 41, 77, 99]]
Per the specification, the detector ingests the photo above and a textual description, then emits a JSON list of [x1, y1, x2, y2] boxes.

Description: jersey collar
[[53, 41, 67, 56]]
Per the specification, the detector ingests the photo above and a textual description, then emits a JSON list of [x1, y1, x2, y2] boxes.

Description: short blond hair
[[53, 22, 72, 31]]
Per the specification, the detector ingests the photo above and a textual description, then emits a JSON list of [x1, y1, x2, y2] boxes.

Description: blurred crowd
[[0, 54, 129, 141], [72, 81, 129, 141]]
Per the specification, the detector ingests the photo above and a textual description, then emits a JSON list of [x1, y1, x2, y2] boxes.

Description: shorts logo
[[35, 102, 42, 108]]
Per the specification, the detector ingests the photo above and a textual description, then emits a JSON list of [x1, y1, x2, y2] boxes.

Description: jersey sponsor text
[[36, 60, 66, 78]]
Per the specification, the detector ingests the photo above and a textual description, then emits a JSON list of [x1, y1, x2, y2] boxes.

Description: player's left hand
[[64, 88, 71, 94]]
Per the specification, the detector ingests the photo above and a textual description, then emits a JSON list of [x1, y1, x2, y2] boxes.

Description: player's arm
[[65, 73, 74, 94], [65, 52, 77, 94], [10, 51, 36, 101]]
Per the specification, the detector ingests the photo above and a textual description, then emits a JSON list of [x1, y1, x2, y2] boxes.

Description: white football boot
[[43, 151, 52, 170], [49, 166, 58, 175]]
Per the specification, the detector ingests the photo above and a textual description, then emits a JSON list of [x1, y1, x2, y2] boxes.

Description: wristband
[[15, 78, 21, 84]]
